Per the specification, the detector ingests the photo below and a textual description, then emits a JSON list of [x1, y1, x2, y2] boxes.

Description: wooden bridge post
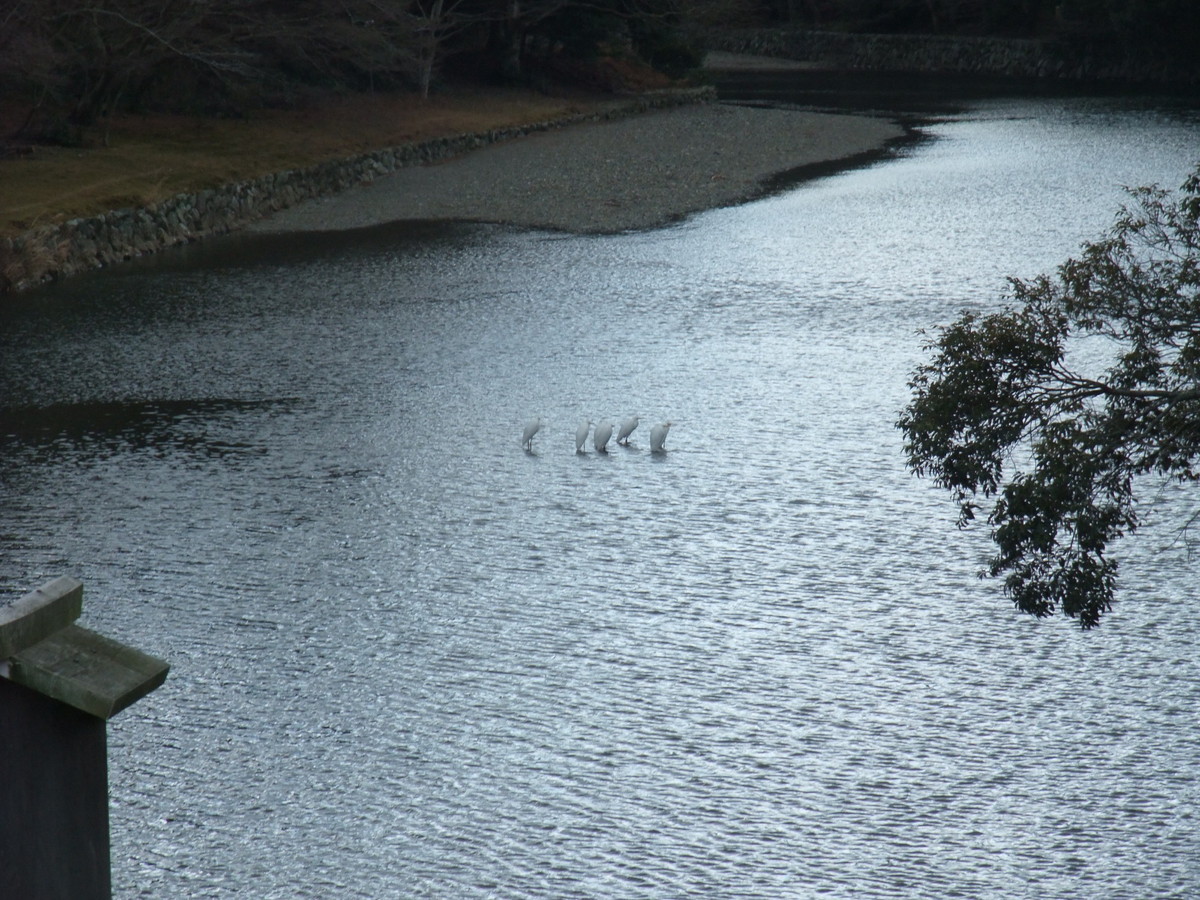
[[0, 577, 169, 900]]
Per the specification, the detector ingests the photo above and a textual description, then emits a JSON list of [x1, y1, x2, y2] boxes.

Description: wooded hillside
[[3, 0, 1195, 150]]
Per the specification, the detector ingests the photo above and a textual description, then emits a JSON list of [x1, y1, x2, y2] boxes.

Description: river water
[[2, 91, 1199, 898]]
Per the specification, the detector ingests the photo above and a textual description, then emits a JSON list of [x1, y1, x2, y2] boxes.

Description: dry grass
[[0, 85, 620, 237]]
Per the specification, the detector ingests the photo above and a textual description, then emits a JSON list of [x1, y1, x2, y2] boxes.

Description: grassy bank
[[0, 86, 619, 239]]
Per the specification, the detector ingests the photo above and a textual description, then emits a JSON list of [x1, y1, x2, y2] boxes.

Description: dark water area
[[2, 83, 1199, 898], [712, 66, 1200, 116]]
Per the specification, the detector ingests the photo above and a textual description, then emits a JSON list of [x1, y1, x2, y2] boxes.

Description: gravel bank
[[250, 102, 905, 235]]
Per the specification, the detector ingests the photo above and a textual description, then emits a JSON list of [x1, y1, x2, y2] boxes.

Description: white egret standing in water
[[575, 420, 592, 453], [650, 421, 673, 453], [616, 415, 639, 446], [521, 417, 544, 450], [594, 421, 614, 453]]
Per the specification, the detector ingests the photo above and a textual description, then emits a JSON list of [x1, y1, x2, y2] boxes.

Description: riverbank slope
[[0, 86, 624, 239], [249, 101, 905, 235], [2, 62, 905, 294]]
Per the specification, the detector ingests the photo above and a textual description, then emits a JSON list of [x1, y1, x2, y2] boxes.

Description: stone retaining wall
[[705, 29, 1199, 85], [0, 87, 715, 296]]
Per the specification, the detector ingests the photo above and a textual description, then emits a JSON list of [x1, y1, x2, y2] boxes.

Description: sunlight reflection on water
[[2, 94, 1199, 899]]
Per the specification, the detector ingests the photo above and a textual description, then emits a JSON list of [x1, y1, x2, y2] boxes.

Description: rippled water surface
[[3, 95, 1200, 898]]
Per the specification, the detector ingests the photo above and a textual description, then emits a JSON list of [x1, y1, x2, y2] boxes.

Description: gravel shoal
[[250, 102, 905, 235]]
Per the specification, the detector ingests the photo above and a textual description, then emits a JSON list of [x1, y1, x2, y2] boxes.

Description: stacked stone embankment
[[0, 87, 714, 296], [705, 29, 1200, 85]]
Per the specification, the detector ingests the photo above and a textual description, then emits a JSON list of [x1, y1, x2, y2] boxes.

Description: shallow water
[[2, 95, 1199, 898]]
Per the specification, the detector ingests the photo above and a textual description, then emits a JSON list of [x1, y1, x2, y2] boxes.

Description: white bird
[[594, 421, 614, 453], [649, 421, 673, 453], [521, 417, 544, 450], [616, 414, 639, 446], [575, 419, 592, 453]]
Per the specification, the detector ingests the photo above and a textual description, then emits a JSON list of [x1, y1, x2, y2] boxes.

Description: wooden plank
[[0, 575, 83, 659], [10, 624, 169, 720]]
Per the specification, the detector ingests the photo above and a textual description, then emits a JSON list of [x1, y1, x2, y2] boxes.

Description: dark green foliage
[[764, 0, 1200, 45], [763, 0, 1062, 33], [630, 22, 705, 77], [537, 7, 625, 58], [899, 165, 1200, 626], [1059, 0, 1200, 42], [1056, 0, 1200, 70]]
